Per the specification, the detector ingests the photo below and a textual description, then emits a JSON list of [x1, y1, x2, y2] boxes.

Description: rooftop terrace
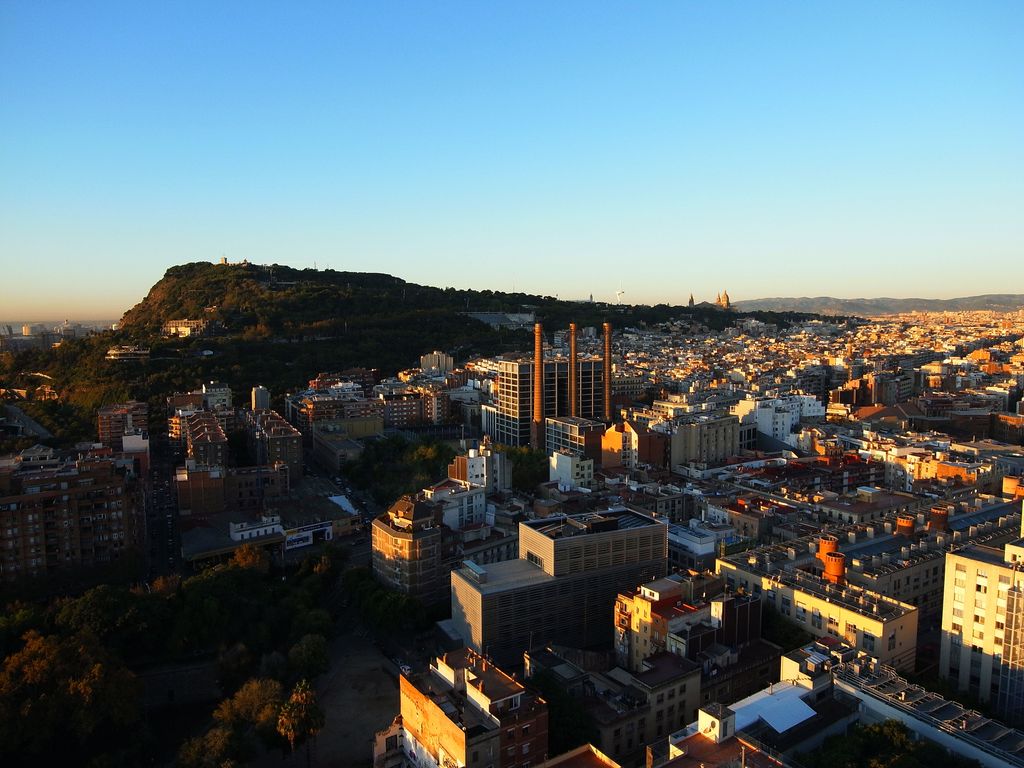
[[834, 659, 1024, 767]]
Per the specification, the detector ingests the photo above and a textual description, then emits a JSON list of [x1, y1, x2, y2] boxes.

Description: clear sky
[[2, 1, 1022, 319]]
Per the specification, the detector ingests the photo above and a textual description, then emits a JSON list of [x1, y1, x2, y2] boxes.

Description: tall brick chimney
[[603, 322, 613, 423], [531, 323, 544, 450], [569, 323, 578, 419]]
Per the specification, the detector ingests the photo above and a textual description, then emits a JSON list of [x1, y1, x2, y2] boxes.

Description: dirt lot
[[258, 623, 399, 768], [316, 626, 400, 767]]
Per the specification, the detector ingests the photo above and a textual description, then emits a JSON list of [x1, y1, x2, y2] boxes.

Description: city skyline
[[2, 2, 1022, 317]]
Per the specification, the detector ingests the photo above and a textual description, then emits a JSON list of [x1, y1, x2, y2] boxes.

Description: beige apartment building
[[940, 509, 1024, 724], [451, 509, 667, 665], [716, 556, 919, 671], [374, 648, 548, 768], [669, 414, 740, 468], [614, 574, 710, 673]]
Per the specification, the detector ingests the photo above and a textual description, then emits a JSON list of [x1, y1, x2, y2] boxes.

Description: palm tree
[[276, 679, 325, 766]]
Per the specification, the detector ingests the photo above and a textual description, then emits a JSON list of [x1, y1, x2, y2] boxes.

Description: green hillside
[[2, 262, 819, 445]]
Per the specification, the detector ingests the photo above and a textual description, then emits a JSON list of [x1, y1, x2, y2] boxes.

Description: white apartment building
[[731, 394, 825, 447], [422, 478, 487, 530], [549, 450, 594, 490]]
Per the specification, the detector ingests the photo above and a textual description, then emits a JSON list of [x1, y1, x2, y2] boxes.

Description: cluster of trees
[[0, 626, 140, 764], [178, 677, 325, 768], [800, 720, 981, 768], [0, 543, 344, 766], [501, 446, 550, 492], [341, 567, 437, 632], [16, 399, 99, 447], [342, 434, 458, 505]]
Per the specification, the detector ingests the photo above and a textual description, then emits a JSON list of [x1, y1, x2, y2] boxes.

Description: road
[[3, 404, 53, 439], [145, 476, 179, 578], [145, 434, 181, 579]]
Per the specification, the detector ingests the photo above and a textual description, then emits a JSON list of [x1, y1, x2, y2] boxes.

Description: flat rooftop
[[453, 557, 556, 595], [632, 652, 700, 688], [720, 555, 915, 621], [816, 492, 910, 515], [535, 744, 620, 768], [440, 647, 523, 701], [834, 660, 1024, 765], [524, 509, 660, 540], [948, 499, 1021, 532], [952, 543, 1010, 568]]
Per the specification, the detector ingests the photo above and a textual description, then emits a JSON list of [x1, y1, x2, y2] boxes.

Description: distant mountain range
[[734, 294, 1024, 316]]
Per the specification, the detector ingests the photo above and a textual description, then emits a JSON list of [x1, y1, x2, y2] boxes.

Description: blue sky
[[2, 1, 1021, 318]]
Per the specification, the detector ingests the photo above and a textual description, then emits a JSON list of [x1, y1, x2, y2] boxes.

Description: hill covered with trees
[[3, 261, 820, 445]]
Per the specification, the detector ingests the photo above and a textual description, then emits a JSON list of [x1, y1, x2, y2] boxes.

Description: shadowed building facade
[[451, 509, 667, 665]]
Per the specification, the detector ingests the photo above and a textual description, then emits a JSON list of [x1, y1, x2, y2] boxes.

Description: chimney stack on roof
[[928, 507, 949, 533], [896, 515, 916, 537], [823, 551, 846, 585]]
